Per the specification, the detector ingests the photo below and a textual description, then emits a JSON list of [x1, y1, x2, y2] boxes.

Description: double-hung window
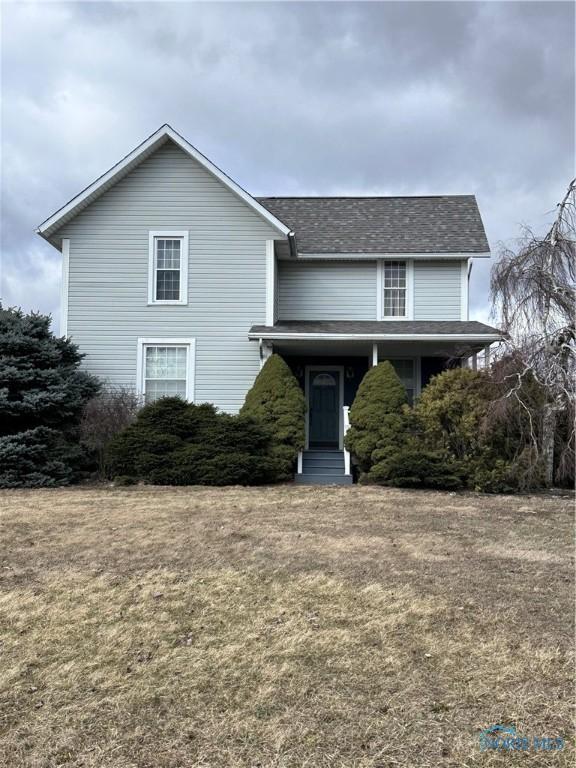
[[148, 231, 189, 304], [388, 359, 416, 404], [137, 338, 195, 404], [383, 260, 407, 317]]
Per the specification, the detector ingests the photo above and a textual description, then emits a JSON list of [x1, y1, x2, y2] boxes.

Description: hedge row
[[344, 361, 554, 493], [106, 355, 305, 486]]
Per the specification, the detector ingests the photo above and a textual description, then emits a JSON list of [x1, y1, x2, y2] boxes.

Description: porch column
[[372, 343, 378, 367], [484, 344, 491, 369], [259, 339, 273, 369], [471, 353, 478, 371]]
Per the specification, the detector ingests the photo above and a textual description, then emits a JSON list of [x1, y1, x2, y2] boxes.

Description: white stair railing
[[297, 450, 303, 475], [343, 406, 351, 476]]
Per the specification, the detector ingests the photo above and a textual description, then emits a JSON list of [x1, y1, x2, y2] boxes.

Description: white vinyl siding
[[278, 260, 376, 320], [58, 140, 279, 413], [413, 260, 462, 320]]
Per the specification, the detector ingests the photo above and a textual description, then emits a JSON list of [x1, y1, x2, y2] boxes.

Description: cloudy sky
[[1, 1, 574, 333]]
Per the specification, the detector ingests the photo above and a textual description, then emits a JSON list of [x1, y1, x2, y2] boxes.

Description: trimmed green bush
[[415, 367, 548, 493], [371, 447, 465, 489], [414, 368, 488, 460], [0, 305, 100, 487], [344, 361, 408, 477], [106, 397, 280, 486], [240, 354, 306, 480]]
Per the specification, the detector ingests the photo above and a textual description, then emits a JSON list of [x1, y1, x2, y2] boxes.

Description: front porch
[[248, 320, 502, 483]]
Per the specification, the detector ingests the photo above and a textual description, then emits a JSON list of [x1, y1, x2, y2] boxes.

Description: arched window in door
[[312, 373, 337, 387]]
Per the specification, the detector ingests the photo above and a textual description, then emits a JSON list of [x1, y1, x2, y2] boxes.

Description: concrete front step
[[295, 473, 353, 485]]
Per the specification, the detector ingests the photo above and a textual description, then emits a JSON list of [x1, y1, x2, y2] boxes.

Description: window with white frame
[[389, 358, 416, 404], [148, 231, 188, 304], [137, 339, 195, 404], [383, 261, 407, 317]]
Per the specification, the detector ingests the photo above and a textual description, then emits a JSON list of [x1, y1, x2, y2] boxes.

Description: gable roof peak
[[37, 125, 291, 242]]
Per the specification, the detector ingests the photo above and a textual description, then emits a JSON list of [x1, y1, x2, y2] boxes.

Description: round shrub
[[240, 354, 306, 480], [369, 443, 465, 489]]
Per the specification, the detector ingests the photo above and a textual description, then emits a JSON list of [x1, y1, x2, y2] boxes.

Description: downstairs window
[[137, 339, 195, 404]]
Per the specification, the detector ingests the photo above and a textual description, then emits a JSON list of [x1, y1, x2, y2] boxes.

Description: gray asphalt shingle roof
[[249, 320, 501, 337], [256, 196, 489, 254]]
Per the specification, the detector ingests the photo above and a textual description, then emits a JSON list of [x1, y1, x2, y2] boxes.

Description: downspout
[[288, 231, 297, 259]]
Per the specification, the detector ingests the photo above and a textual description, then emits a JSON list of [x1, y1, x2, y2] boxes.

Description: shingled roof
[[249, 320, 501, 339], [256, 196, 489, 255]]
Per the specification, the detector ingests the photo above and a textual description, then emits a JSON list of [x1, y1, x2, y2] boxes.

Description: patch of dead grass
[[0, 485, 573, 767]]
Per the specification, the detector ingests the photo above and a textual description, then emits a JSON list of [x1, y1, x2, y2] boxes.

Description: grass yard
[[0, 484, 573, 767]]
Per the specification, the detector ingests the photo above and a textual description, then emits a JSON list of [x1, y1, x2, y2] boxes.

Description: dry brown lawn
[[0, 484, 573, 767]]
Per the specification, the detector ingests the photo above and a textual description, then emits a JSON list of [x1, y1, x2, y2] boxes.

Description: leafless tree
[[80, 386, 141, 478], [490, 179, 576, 485]]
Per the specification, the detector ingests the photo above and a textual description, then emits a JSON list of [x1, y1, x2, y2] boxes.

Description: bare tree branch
[[489, 178, 576, 485]]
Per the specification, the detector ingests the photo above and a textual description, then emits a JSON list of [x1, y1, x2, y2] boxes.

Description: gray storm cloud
[[1, 1, 573, 334]]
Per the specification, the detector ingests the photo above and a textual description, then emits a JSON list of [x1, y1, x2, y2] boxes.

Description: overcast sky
[[1, 1, 574, 334]]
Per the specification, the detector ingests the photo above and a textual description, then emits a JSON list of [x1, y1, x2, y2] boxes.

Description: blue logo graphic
[[479, 724, 564, 752]]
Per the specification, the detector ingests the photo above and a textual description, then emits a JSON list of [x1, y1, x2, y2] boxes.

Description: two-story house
[[37, 125, 501, 482]]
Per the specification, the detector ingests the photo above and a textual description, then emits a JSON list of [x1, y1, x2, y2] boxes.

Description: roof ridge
[[255, 195, 477, 200]]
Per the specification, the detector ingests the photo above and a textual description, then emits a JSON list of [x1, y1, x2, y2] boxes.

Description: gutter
[[248, 332, 503, 343]]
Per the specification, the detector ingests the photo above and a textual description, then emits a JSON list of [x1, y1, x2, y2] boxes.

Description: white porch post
[[343, 405, 351, 476], [372, 343, 378, 367], [471, 353, 478, 371], [259, 339, 273, 369], [297, 451, 303, 475], [484, 344, 491, 369]]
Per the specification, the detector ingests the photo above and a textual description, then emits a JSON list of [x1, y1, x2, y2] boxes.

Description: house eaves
[[37, 125, 292, 243]]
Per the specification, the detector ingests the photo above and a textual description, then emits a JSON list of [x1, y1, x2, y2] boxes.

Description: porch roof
[[248, 320, 502, 342]]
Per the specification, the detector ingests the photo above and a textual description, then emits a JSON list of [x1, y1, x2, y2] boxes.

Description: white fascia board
[[37, 125, 291, 239], [297, 252, 491, 260], [248, 332, 503, 342]]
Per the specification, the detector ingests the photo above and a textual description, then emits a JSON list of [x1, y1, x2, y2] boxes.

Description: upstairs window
[[383, 261, 407, 317], [137, 338, 195, 403], [148, 231, 189, 305]]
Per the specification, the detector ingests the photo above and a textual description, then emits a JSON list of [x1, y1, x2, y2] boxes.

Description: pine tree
[[0, 305, 101, 487]]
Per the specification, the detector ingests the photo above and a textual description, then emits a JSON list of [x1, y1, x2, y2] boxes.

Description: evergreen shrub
[[0, 305, 100, 487], [240, 354, 306, 480], [106, 398, 280, 486]]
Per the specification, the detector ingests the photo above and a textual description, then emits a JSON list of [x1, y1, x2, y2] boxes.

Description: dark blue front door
[[308, 369, 340, 448]]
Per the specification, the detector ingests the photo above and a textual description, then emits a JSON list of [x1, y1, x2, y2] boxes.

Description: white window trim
[[148, 230, 189, 305], [377, 259, 413, 320], [136, 337, 196, 402]]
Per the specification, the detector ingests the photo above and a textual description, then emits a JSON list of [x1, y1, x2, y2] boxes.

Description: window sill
[[147, 301, 188, 306]]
